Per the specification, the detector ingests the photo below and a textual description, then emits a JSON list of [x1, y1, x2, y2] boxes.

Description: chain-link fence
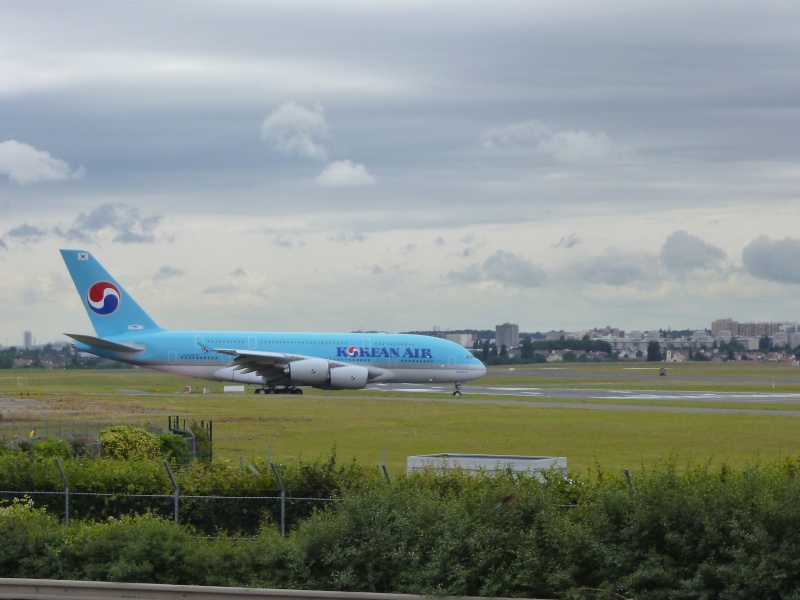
[[0, 459, 336, 536], [0, 415, 163, 455]]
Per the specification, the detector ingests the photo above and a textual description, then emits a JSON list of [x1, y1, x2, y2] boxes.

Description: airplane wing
[[213, 348, 349, 380]]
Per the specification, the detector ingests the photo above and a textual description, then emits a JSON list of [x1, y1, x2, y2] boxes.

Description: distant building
[[24, 331, 32, 350], [545, 330, 566, 341], [495, 322, 519, 349], [712, 318, 783, 338], [711, 319, 735, 336], [443, 332, 477, 348]]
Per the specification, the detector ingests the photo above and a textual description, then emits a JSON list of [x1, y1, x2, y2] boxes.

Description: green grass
[[3, 363, 800, 475]]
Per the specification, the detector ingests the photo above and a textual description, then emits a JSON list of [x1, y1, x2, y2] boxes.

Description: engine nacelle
[[284, 358, 329, 385], [328, 365, 369, 389]]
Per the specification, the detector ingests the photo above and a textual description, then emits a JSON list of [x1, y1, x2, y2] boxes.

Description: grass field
[[3, 362, 800, 475]]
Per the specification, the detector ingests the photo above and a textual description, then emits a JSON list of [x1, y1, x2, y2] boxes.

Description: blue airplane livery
[[61, 250, 486, 395]]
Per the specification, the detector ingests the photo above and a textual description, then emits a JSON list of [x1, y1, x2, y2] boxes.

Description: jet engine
[[284, 358, 329, 385], [328, 365, 369, 389], [284, 360, 369, 389]]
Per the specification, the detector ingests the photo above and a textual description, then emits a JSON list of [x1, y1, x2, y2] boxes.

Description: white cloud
[[261, 102, 329, 160], [316, 160, 375, 187], [482, 120, 551, 149], [0, 140, 84, 184], [538, 129, 621, 164], [482, 119, 625, 164]]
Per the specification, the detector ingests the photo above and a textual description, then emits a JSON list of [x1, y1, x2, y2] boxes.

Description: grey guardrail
[[0, 579, 547, 600]]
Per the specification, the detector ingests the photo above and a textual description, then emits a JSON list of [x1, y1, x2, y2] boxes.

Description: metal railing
[[0, 578, 540, 600]]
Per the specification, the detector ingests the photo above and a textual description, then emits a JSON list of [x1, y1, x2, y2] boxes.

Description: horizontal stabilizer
[[65, 333, 144, 354]]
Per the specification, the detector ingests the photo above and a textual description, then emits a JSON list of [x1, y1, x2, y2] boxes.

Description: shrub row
[[3, 458, 800, 598], [0, 440, 375, 533]]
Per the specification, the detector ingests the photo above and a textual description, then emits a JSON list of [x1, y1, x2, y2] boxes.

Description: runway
[[372, 383, 800, 416]]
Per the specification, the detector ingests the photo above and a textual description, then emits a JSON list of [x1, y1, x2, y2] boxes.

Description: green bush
[[6, 456, 800, 597], [100, 426, 160, 460], [28, 437, 73, 460], [159, 433, 191, 465]]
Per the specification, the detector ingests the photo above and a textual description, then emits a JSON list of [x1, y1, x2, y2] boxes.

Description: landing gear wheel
[[452, 383, 462, 397]]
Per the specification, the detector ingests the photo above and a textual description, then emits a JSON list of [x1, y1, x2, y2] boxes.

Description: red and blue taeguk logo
[[87, 281, 121, 315], [347, 346, 360, 357]]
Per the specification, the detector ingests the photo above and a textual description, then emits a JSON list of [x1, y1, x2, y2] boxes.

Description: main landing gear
[[255, 385, 304, 395], [453, 382, 462, 397]]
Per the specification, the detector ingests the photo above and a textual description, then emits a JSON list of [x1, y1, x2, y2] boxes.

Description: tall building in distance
[[495, 322, 519, 349], [711, 318, 783, 337], [24, 331, 33, 350]]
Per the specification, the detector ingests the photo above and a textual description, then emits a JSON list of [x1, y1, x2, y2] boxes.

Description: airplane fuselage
[[61, 248, 486, 394], [73, 329, 486, 387]]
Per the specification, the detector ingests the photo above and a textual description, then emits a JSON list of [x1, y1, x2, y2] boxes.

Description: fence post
[[624, 468, 633, 490], [382, 448, 392, 483], [55, 458, 69, 526], [163, 460, 179, 525], [269, 461, 285, 537]]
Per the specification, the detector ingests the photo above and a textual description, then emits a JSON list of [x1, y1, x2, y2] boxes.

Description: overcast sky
[[3, 0, 800, 346]]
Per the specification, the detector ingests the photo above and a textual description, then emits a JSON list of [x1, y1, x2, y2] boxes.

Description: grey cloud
[[55, 203, 163, 244], [230, 268, 247, 278], [570, 248, 657, 286], [203, 284, 237, 295], [449, 250, 546, 287], [153, 266, 184, 280], [742, 236, 800, 284], [273, 235, 295, 248], [660, 230, 726, 272], [7, 223, 47, 241], [449, 264, 484, 284], [554, 233, 581, 249], [328, 232, 367, 245]]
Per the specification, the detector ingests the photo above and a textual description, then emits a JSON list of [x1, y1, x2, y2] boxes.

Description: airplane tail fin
[[60, 249, 163, 338]]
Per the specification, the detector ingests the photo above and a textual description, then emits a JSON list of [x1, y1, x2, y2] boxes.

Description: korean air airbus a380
[[61, 249, 486, 396]]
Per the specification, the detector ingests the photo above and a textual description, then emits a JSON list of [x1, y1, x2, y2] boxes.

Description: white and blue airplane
[[61, 249, 486, 395]]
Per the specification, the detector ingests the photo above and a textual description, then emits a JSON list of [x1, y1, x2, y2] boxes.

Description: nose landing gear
[[453, 382, 462, 397]]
